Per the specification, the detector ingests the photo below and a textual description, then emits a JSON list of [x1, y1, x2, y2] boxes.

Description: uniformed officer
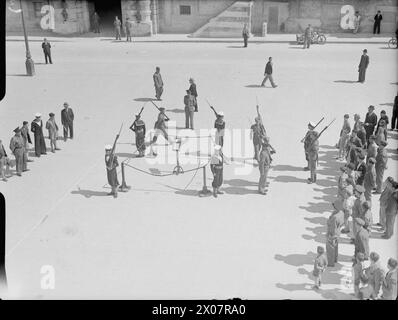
[[151, 107, 170, 157], [210, 145, 224, 198], [250, 117, 262, 161], [130, 114, 146, 157], [105, 145, 119, 198], [303, 122, 319, 183], [214, 111, 225, 147], [184, 90, 195, 129], [258, 137, 272, 195], [326, 200, 345, 267], [9, 127, 27, 177]]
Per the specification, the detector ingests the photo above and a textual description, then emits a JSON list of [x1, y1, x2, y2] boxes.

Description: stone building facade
[[5, 0, 398, 36]]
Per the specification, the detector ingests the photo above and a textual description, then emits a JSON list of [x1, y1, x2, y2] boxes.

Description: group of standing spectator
[[0, 103, 75, 182]]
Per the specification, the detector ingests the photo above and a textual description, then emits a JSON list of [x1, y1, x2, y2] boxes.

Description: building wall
[[158, 0, 235, 33], [252, 1, 289, 34]]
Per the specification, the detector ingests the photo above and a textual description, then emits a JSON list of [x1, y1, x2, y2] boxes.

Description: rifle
[[309, 118, 336, 148], [206, 99, 219, 117], [150, 100, 170, 121], [300, 117, 324, 143], [107, 123, 123, 170], [129, 103, 146, 131]]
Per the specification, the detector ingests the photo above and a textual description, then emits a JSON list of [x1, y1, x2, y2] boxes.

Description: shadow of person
[[224, 179, 257, 187], [133, 98, 155, 102], [272, 164, 304, 172], [161, 184, 200, 197], [304, 216, 328, 226], [71, 189, 109, 198], [334, 80, 358, 84], [245, 84, 263, 88], [275, 251, 317, 267], [167, 108, 185, 114], [272, 175, 308, 184], [227, 45, 245, 49]]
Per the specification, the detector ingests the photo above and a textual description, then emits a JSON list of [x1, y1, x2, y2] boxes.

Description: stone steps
[[190, 1, 253, 38]]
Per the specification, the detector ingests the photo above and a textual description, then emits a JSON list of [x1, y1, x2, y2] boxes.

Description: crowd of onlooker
[[0, 103, 75, 181]]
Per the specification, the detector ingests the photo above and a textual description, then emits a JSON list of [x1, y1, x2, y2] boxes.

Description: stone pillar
[[151, 0, 159, 34], [136, 0, 153, 36], [129, 0, 138, 23]]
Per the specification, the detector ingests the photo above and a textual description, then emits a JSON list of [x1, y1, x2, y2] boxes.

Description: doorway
[[90, 0, 123, 35], [268, 6, 279, 33]]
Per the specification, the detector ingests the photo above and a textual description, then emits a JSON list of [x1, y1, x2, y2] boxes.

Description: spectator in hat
[[20, 121, 33, 163], [361, 252, 385, 300], [312, 246, 327, 289], [353, 113, 361, 132], [326, 200, 344, 267], [358, 49, 369, 83], [9, 127, 28, 176], [0, 139, 11, 181], [337, 114, 351, 160], [352, 252, 366, 298], [375, 120, 387, 146], [378, 177, 395, 230], [31, 113, 47, 157], [375, 141, 388, 193], [381, 258, 398, 300], [376, 110, 389, 134], [363, 157, 376, 203], [391, 94, 398, 131], [355, 153, 366, 186], [346, 130, 362, 166], [383, 181, 398, 239], [354, 218, 370, 261], [46, 113, 60, 153], [188, 78, 198, 112], [41, 38, 52, 64], [366, 135, 377, 164], [357, 122, 367, 148], [184, 89, 195, 129], [61, 102, 74, 141], [353, 11, 361, 34], [364, 105, 377, 143], [351, 185, 366, 241], [361, 200, 373, 228]]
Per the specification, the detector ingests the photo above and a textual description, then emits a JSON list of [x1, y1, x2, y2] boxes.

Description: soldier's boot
[[213, 188, 218, 198], [217, 188, 224, 195], [314, 173, 317, 183]]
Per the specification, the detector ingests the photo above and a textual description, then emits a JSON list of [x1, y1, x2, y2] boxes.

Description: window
[[180, 5, 191, 15], [33, 2, 43, 18]]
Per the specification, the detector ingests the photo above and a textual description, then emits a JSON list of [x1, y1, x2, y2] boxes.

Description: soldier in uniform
[[184, 90, 195, 129], [130, 113, 146, 157], [153, 67, 164, 101], [105, 145, 119, 198], [0, 139, 11, 181], [303, 24, 312, 49], [363, 157, 376, 203], [31, 113, 47, 157], [188, 78, 198, 112], [46, 113, 60, 153], [303, 122, 319, 184], [214, 111, 225, 147], [346, 130, 362, 166], [375, 140, 388, 194], [258, 137, 272, 195], [210, 145, 225, 198], [364, 105, 377, 144], [242, 23, 250, 48], [250, 117, 262, 161], [354, 218, 370, 261], [326, 200, 345, 267], [151, 107, 170, 156], [355, 153, 367, 186], [351, 185, 366, 242], [114, 16, 122, 40], [366, 135, 377, 164], [9, 127, 27, 177], [337, 114, 351, 160], [21, 121, 33, 163]]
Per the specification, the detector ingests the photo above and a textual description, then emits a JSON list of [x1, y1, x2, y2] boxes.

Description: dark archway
[[89, 0, 123, 35]]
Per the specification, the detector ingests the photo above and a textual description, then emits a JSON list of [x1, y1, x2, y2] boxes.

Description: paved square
[[1, 37, 397, 299]]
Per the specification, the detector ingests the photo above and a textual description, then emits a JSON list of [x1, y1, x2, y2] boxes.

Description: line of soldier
[[0, 103, 75, 181]]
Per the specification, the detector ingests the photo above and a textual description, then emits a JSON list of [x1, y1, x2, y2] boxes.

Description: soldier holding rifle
[[105, 124, 123, 198], [208, 101, 225, 147], [301, 118, 324, 171], [130, 106, 146, 157]]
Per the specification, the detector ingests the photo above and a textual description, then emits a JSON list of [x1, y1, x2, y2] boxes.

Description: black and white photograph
[[0, 0, 397, 302]]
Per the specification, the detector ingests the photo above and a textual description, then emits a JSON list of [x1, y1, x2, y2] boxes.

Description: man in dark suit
[[42, 38, 52, 64], [153, 67, 164, 101], [364, 105, 377, 143], [61, 102, 74, 141], [358, 49, 369, 83], [373, 11, 383, 34], [188, 78, 198, 112], [261, 57, 277, 88]]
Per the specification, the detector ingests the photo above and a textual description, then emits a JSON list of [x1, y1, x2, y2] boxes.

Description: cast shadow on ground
[[34, 62, 47, 65], [6, 74, 30, 77], [334, 80, 358, 84], [276, 282, 353, 300], [272, 164, 304, 172], [71, 189, 109, 198], [245, 84, 263, 88], [134, 98, 155, 102], [227, 45, 245, 49], [167, 108, 185, 114], [161, 184, 202, 197]]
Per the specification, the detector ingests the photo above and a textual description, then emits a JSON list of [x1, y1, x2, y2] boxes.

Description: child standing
[[312, 246, 328, 289]]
